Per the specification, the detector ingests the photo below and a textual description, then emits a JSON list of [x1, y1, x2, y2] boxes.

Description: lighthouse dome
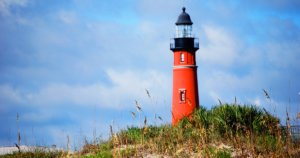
[[175, 7, 193, 25]]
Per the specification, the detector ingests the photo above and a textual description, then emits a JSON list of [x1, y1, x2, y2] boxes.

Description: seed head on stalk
[[135, 100, 142, 112]]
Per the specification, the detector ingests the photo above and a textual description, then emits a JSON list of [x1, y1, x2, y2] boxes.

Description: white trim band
[[173, 65, 197, 69]]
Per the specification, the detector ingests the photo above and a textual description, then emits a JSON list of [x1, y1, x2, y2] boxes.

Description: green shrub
[[119, 127, 143, 144], [216, 149, 231, 158], [95, 150, 112, 158], [209, 104, 279, 137], [192, 106, 210, 129]]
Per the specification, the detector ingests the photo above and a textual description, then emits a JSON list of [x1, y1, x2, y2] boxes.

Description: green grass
[[89, 104, 298, 157]]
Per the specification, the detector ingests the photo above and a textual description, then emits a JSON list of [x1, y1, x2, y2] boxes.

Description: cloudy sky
[[0, 0, 300, 148]]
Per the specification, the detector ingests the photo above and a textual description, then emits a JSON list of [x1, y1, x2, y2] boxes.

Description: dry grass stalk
[[135, 100, 142, 112], [131, 111, 136, 119], [263, 89, 270, 99], [286, 108, 292, 156], [158, 116, 163, 121], [218, 98, 222, 105], [145, 89, 151, 98], [16, 113, 21, 148]]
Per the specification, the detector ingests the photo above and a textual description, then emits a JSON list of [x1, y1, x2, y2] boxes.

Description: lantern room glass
[[176, 25, 192, 38]]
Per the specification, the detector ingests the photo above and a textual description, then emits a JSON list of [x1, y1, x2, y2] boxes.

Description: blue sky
[[0, 0, 300, 149]]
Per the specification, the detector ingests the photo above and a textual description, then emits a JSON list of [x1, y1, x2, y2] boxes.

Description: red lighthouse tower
[[170, 7, 199, 125]]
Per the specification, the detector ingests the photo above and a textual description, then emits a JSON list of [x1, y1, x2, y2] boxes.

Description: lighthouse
[[170, 7, 199, 125]]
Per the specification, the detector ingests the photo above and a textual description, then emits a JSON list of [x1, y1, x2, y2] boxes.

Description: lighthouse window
[[180, 53, 185, 62], [179, 90, 186, 102], [176, 25, 192, 38]]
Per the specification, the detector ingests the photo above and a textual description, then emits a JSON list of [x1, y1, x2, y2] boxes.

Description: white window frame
[[180, 53, 185, 62], [179, 89, 186, 103]]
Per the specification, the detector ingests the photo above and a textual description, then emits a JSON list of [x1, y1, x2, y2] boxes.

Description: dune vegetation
[[78, 104, 300, 157], [1, 104, 300, 158]]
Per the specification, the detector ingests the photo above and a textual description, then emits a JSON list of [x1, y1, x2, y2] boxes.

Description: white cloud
[[200, 25, 240, 67], [198, 68, 272, 107], [137, 0, 183, 17], [265, 42, 300, 69], [0, 69, 170, 109], [0, 85, 24, 104], [0, 0, 27, 16], [253, 97, 261, 106], [202, 70, 257, 92], [207, 91, 221, 104], [58, 10, 77, 25], [245, 97, 263, 106]]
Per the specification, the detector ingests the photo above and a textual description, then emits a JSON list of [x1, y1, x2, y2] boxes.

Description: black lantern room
[[170, 7, 199, 51]]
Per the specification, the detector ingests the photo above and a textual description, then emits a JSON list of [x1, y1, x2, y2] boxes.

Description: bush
[[201, 104, 280, 137]]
